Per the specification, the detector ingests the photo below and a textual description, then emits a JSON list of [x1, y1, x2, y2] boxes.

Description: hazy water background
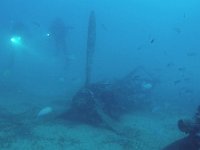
[[1, 0, 200, 149], [0, 0, 200, 131]]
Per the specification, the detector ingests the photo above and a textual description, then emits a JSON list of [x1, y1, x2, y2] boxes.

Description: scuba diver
[[3, 21, 28, 72], [163, 106, 200, 150], [0, 21, 29, 89], [49, 18, 68, 57]]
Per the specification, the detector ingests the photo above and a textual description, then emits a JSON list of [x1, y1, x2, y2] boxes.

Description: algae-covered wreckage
[[61, 11, 156, 134]]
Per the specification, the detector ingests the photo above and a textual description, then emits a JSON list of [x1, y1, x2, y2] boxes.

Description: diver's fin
[[162, 136, 199, 150]]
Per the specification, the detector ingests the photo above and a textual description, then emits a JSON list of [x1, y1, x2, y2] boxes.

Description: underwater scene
[[0, 0, 200, 149]]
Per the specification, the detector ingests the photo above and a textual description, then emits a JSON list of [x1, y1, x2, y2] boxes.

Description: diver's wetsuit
[[163, 106, 200, 150]]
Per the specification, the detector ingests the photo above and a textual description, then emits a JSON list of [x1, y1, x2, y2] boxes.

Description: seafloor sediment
[[0, 94, 184, 150]]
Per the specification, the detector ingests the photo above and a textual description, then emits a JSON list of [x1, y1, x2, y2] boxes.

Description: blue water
[[0, 0, 200, 149]]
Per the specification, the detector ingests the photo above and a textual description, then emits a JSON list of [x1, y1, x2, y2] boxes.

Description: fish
[[183, 13, 186, 18], [166, 62, 174, 68], [150, 39, 155, 44], [183, 78, 190, 82], [101, 24, 108, 31], [37, 106, 53, 117], [178, 67, 186, 72], [178, 88, 193, 97], [174, 80, 181, 85], [142, 82, 153, 89], [32, 21, 40, 28], [173, 27, 181, 34], [186, 52, 198, 57]]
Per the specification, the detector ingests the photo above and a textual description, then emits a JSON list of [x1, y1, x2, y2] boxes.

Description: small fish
[[137, 45, 143, 50], [186, 52, 198, 57], [150, 39, 155, 44], [133, 75, 140, 80], [174, 27, 181, 34], [101, 24, 108, 31], [184, 89, 193, 94], [178, 67, 186, 72], [174, 80, 181, 85], [183, 78, 190, 82], [178, 87, 193, 97], [183, 13, 186, 18], [32, 21, 40, 28], [37, 107, 53, 117], [142, 82, 153, 89], [166, 63, 174, 68]]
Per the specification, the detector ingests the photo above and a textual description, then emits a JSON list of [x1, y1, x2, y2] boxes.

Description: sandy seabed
[[0, 94, 185, 150]]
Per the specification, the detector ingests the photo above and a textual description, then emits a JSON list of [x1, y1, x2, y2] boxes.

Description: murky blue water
[[0, 0, 200, 149]]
